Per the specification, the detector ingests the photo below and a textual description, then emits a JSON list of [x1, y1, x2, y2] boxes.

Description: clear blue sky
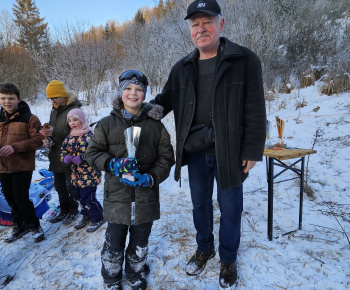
[[1, 0, 158, 28]]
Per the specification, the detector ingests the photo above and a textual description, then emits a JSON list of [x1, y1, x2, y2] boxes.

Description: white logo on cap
[[197, 3, 206, 8], [74, 114, 80, 119]]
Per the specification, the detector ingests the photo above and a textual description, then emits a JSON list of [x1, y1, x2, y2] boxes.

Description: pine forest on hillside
[[0, 0, 349, 107]]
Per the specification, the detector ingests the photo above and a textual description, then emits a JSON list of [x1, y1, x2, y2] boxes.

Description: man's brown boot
[[186, 247, 215, 276], [219, 261, 237, 288]]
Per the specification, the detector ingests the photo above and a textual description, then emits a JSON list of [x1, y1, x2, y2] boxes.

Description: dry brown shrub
[[300, 68, 326, 88], [265, 90, 277, 101], [300, 74, 315, 88], [278, 81, 295, 94], [313, 68, 325, 81], [321, 73, 350, 96], [295, 99, 308, 110], [278, 100, 287, 110]]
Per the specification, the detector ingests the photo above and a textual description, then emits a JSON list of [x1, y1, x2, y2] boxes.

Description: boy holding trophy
[[85, 70, 175, 290]]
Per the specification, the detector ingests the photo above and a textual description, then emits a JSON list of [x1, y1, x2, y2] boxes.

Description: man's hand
[[0, 145, 15, 156], [242, 160, 257, 173], [39, 126, 53, 137]]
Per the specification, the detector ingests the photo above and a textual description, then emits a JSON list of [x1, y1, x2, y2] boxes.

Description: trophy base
[[122, 174, 135, 182], [274, 143, 287, 148]]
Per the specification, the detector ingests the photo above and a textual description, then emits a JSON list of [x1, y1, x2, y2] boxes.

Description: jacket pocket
[[184, 124, 215, 154]]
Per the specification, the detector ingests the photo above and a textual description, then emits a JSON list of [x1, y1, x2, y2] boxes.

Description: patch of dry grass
[[321, 73, 350, 96]]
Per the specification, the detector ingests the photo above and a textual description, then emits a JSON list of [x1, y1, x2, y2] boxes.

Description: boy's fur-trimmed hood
[[112, 97, 164, 121]]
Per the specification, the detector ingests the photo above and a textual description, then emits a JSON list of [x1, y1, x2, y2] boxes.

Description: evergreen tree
[[12, 0, 49, 51], [134, 9, 146, 26], [104, 20, 117, 39], [109, 21, 117, 34]]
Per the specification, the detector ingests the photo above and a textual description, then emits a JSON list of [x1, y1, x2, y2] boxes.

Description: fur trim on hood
[[66, 91, 78, 106], [112, 97, 164, 121]]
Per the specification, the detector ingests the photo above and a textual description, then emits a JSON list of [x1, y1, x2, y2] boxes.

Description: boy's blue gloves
[[120, 173, 153, 188], [109, 157, 139, 176]]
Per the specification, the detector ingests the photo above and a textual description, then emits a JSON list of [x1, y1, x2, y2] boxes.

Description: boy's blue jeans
[[187, 153, 243, 264]]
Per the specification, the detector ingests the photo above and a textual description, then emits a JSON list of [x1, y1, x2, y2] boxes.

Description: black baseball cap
[[184, 0, 222, 20]]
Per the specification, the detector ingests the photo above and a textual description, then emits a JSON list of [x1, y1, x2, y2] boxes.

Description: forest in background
[[0, 0, 349, 112]]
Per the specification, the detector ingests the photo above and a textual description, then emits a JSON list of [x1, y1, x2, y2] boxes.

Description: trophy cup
[[275, 116, 287, 148], [41, 137, 53, 156], [265, 120, 273, 149], [123, 126, 142, 181]]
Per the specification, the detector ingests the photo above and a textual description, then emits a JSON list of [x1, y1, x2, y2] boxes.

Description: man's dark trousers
[[187, 153, 243, 264], [53, 171, 78, 211]]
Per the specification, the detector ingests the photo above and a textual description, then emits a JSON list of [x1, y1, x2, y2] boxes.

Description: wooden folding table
[[263, 148, 317, 241]]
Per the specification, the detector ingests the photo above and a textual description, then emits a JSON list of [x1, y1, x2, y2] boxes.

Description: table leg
[[299, 157, 305, 230], [267, 157, 274, 241]]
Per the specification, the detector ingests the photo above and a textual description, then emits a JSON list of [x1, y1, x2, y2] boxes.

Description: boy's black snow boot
[[219, 261, 237, 288], [141, 264, 150, 276], [128, 264, 149, 290], [129, 278, 147, 290], [31, 225, 45, 243], [62, 209, 79, 225], [4, 223, 30, 243], [86, 219, 105, 232], [74, 215, 90, 230], [105, 280, 122, 290], [48, 210, 69, 224], [186, 247, 216, 276]]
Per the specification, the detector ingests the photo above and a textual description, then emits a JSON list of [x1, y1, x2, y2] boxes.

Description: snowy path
[[1, 84, 349, 289]]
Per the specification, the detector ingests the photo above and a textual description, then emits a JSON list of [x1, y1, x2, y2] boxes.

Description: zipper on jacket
[[126, 118, 138, 225], [131, 201, 136, 225]]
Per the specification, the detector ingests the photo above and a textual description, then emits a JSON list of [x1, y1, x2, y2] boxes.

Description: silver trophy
[[122, 126, 141, 181], [265, 120, 273, 149]]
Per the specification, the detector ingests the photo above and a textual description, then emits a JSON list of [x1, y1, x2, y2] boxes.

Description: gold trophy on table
[[275, 116, 287, 148]]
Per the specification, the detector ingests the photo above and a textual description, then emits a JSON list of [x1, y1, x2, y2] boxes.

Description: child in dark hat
[[0, 83, 45, 243], [85, 70, 175, 290]]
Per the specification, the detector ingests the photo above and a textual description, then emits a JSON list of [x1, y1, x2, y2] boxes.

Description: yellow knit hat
[[46, 80, 68, 98]]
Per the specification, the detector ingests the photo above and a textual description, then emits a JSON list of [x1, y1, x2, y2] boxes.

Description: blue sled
[[0, 170, 54, 226]]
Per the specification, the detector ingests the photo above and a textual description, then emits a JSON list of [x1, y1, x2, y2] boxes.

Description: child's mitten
[[63, 155, 73, 164], [109, 157, 139, 176], [120, 173, 153, 188], [72, 155, 82, 164]]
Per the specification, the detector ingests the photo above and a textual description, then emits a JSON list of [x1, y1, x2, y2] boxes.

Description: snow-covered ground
[[1, 81, 349, 289]]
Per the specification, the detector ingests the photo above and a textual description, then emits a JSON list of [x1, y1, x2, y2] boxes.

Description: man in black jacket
[[152, 0, 266, 287]]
